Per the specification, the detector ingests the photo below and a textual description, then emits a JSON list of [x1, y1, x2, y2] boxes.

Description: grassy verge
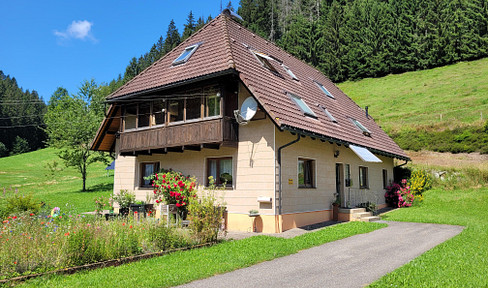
[[0, 148, 112, 214], [17, 221, 386, 287], [370, 187, 488, 287]]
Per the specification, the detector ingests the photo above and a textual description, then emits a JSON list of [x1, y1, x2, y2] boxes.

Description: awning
[[349, 145, 382, 163]]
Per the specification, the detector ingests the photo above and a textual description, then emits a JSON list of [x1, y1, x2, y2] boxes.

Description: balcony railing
[[119, 116, 237, 153]]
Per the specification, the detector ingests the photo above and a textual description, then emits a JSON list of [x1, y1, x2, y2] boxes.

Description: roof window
[[282, 65, 298, 80], [251, 50, 280, 75], [289, 92, 316, 118], [172, 43, 201, 65], [320, 106, 337, 123], [314, 81, 334, 99], [351, 118, 371, 136]]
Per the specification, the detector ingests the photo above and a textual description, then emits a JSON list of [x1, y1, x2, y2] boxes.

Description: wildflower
[[122, 223, 126, 226], [134, 211, 138, 214], [14, 261, 17, 265], [29, 213, 34, 216], [12, 216, 17, 220], [64, 232, 70, 236], [129, 225, 133, 229]]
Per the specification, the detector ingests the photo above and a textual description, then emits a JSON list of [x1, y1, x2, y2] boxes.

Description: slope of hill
[[338, 58, 488, 154], [0, 148, 112, 214], [338, 58, 488, 133]]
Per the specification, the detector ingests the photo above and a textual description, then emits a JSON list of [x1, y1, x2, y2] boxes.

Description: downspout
[[277, 133, 301, 217]]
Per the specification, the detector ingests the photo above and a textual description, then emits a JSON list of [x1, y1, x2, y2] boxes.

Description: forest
[[1, 0, 488, 156]]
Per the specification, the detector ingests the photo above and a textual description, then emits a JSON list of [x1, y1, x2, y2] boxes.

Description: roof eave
[[280, 124, 411, 161], [106, 68, 238, 103]]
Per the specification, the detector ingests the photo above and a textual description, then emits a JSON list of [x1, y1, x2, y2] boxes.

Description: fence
[[342, 188, 379, 208]]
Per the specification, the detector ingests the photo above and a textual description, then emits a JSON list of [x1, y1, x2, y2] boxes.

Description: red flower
[[122, 223, 126, 226], [12, 216, 17, 220], [64, 232, 70, 236], [176, 203, 181, 207], [129, 225, 133, 229], [162, 174, 166, 179], [134, 211, 138, 214], [14, 261, 17, 265], [29, 213, 34, 216]]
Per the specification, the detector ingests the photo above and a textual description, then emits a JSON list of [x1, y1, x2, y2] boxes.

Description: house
[[91, 10, 410, 233]]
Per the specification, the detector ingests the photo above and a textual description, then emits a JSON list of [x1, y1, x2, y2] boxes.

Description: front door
[[335, 163, 344, 207]]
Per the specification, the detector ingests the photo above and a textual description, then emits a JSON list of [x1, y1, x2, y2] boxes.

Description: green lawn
[[338, 58, 488, 133], [371, 187, 488, 287], [17, 221, 386, 288], [0, 148, 113, 214]]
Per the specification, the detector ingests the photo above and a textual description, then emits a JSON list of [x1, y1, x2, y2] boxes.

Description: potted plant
[[113, 189, 135, 216], [130, 200, 145, 215], [248, 209, 259, 217]]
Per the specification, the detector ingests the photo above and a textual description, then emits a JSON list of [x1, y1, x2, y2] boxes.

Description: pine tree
[[163, 19, 181, 54], [182, 11, 196, 40]]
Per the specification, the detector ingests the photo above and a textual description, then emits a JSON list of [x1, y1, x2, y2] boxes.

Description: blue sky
[[0, 1, 226, 101]]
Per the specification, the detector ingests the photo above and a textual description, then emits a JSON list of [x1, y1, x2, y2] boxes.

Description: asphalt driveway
[[176, 221, 463, 288]]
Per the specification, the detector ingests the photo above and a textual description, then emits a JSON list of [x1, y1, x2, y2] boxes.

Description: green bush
[[5, 194, 41, 216], [10, 136, 30, 155], [0, 142, 8, 157]]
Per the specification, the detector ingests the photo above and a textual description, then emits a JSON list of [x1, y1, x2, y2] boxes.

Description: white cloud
[[55, 20, 96, 42]]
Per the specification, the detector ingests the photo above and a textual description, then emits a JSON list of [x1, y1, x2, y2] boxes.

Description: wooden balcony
[[119, 116, 238, 153]]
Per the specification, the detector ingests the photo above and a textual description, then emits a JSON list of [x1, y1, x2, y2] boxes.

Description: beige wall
[[276, 129, 394, 215]]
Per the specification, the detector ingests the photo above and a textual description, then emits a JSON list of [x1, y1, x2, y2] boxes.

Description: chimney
[[365, 106, 369, 119]]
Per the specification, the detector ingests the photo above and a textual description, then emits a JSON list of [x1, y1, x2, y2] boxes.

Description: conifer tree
[[182, 11, 196, 40], [163, 19, 181, 54]]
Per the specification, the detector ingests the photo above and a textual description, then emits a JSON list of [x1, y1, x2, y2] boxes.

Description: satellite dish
[[235, 97, 258, 125]]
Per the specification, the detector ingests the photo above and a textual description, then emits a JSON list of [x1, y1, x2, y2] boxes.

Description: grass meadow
[[338, 58, 488, 133], [0, 148, 113, 214]]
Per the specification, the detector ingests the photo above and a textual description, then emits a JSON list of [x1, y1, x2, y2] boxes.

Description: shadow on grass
[[81, 183, 114, 193]]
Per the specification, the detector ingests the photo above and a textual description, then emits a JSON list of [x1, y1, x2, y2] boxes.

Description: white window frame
[[314, 81, 335, 99], [288, 92, 317, 118], [282, 64, 298, 80], [350, 118, 371, 136], [172, 43, 201, 65], [297, 157, 316, 188]]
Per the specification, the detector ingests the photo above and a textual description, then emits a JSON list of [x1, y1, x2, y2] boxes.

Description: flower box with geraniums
[[147, 169, 197, 220]]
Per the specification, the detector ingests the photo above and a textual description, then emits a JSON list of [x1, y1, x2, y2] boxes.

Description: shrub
[[0, 142, 8, 157], [5, 194, 41, 216], [409, 169, 432, 196], [188, 177, 226, 243], [357, 201, 376, 213], [10, 136, 29, 155], [385, 179, 414, 208], [149, 169, 197, 215], [113, 190, 135, 210]]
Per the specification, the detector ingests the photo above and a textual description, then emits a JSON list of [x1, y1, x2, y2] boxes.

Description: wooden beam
[[166, 146, 184, 153], [185, 145, 202, 151], [202, 143, 220, 150]]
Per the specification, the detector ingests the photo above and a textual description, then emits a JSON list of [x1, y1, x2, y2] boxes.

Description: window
[[383, 169, 388, 189], [205, 87, 221, 117], [186, 97, 202, 120], [124, 105, 137, 130], [359, 166, 369, 189], [345, 164, 351, 187], [140, 162, 160, 188], [138, 103, 151, 128], [320, 106, 337, 123], [207, 158, 233, 187], [153, 100, 166, 125], [172, 43, 200, 65], [315, 81, 334, 99], [168, 99, 184, 123], [282, 65, 298, 80], [289, 93, 316, 118], [298, 158, 315, 188], [251, 50, 280, 75], [351, 118, 371, 136]]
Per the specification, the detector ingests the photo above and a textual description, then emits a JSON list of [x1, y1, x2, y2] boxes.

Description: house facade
[[91, 10, 409, 233]]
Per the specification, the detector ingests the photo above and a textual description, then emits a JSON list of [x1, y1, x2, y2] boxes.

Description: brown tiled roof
[[106, 13, 409, 160]]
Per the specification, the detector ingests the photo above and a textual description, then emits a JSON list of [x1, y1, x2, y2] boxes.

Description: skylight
[[351, 118, 371, 136], [320, 106, 337, 123], [289, 93, 316, 118], [172, 43, 201, 65], [282, 65, 298, 80], [251, 50, 280, 75], [314, 81, 334, 99]]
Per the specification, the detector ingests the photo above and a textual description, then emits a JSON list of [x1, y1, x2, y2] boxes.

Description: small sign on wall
[[288, 179, 293, 185]]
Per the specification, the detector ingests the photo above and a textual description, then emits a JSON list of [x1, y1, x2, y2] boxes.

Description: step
[[359, 216, 381, 222], [356, 212, 373, 219], [339, 208, 366, 214]]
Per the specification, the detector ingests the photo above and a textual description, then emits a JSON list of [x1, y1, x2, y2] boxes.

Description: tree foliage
[[0, 70, 46, 156], [44, 80, 110, 191], [239, 0, 488, 82]]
